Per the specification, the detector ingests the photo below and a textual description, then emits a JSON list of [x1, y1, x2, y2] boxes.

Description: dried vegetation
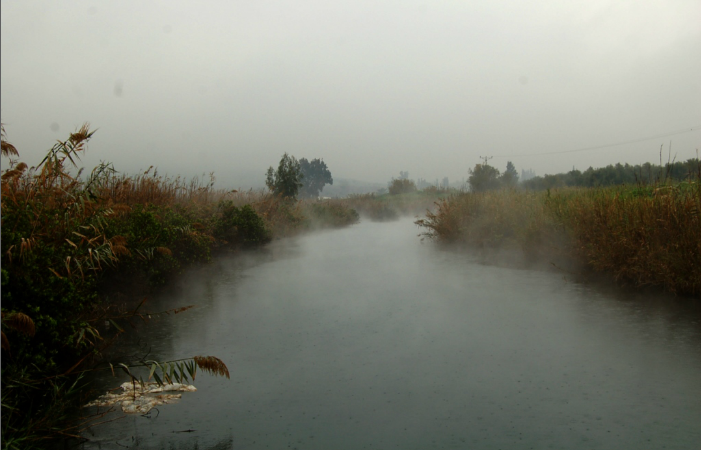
[[0, 123, 357, 448], [417, 171, 701, 297]]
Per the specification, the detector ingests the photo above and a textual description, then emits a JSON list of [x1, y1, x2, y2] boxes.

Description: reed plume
[[1, 124, 19, 158], [1, 311, 37, 354], [193, 356, 230, 379]]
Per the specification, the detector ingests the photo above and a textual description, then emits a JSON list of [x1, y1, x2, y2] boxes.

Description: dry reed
[[193, 356, 230, 379], [417, 183, 701, 297]]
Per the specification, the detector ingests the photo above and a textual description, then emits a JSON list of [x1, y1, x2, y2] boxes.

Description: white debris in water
[[85, 382, 197, 414]]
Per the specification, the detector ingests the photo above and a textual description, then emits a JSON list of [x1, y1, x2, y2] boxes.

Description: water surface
[[81, 219, 701, 449]]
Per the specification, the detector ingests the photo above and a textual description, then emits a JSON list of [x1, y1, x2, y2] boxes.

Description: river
[[80, 218, 701, 449]]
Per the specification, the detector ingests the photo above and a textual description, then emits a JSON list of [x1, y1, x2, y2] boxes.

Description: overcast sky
[[2, 0, 700, 188]]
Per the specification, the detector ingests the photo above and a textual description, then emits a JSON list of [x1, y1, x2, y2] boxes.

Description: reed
[[416, 180, 701, 297], [0, 124, 357, 447], [547, 182, 701, 295]]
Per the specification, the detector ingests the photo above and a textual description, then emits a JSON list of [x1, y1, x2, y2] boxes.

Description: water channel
[[81, 218, 701, 449]]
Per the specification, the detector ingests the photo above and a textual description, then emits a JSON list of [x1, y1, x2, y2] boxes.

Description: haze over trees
[[388, 172, 417, 195], [465, 158, 701, 192], [500, 161, 519, 187], [522, 158, 701, 190], [299, 158, 333, 198], [389, 178, 417, 195], [468, 163, 502, 192], [266, 153, 304, 198]]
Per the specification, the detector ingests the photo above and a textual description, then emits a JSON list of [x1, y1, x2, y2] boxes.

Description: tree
[[388, 178, 417, 195], [266, 153, 303, 198], [500, 161, 519, 187], [299, 158, 333, 198], [468, 163, 500, 192]]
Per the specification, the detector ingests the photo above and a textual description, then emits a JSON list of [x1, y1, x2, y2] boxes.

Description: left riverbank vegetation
[[416, 158, 701, 298], [0, 125, 359, 449]]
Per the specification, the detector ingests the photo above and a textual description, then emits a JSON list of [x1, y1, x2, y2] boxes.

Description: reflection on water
[[81, 219, 701, 449]]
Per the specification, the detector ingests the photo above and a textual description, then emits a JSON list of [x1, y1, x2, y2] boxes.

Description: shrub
[[212, 201, 271, 247], [388, 178, 417, 195]]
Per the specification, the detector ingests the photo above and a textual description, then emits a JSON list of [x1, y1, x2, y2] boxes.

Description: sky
[[2, 0, 700, 189]]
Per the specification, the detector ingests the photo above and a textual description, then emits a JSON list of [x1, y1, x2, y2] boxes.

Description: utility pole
[[479, 155, 493, 166]]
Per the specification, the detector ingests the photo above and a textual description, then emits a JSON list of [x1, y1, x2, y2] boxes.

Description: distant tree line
[[266, 155, 700, 199], [386, 172, 453, 195], [463, 158, 700, 192], [521, 158, 700, 190]]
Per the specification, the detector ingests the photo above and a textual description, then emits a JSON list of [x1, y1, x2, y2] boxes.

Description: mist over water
[[82, 219, 701, 449]]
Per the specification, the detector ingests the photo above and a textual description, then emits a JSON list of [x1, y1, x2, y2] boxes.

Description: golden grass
[[547, 183, 701, 295], [416, 184, 701, 297], [417, 189, 559, 254]]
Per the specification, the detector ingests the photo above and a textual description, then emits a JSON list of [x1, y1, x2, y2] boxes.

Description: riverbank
[[416, 183, 701, 297], [0, 125, 359, 448]]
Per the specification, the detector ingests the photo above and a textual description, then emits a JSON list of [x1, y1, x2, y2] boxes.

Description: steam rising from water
[[82, 219, 701, 449]]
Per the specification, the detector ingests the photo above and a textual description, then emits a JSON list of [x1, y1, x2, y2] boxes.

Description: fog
[[2, 1, 700, 189], [81, 219, 701, 448]]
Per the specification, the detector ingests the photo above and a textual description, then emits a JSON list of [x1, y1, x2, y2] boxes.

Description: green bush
[[212, 201, 271, 247]]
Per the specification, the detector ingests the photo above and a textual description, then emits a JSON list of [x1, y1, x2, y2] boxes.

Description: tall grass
[[417, 180, 701, 297], [547, 182, 701, 295]]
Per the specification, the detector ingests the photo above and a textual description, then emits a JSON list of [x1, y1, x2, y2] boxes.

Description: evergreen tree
[[500, 161, 519, 187]]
